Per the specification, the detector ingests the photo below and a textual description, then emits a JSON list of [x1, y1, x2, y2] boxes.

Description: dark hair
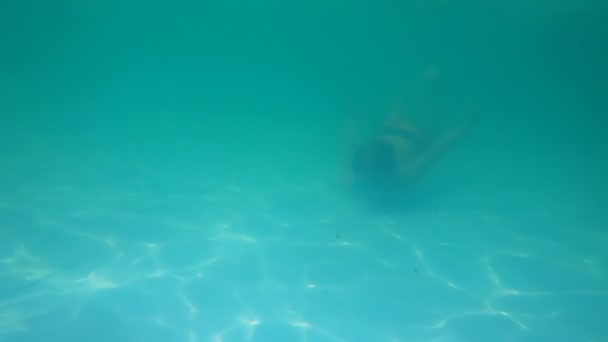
[[352, 139, 398, 186]]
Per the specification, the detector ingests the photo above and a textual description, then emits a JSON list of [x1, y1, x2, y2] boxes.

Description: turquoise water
[[1, 1, 607, 341]]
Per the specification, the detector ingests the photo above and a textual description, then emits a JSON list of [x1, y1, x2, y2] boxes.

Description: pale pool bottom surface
[[1, 176, 606, 342]]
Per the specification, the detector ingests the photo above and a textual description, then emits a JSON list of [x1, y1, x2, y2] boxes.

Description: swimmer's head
[[352, 139, 399, 188]]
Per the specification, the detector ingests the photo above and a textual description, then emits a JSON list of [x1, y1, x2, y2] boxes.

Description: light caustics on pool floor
[[0, 182, 606, 341]]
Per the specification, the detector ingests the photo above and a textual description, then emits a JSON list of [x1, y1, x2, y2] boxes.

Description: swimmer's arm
[[402, 112, 479, 177]]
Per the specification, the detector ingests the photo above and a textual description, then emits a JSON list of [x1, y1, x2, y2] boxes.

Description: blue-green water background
[[1, 1, 607, 341]]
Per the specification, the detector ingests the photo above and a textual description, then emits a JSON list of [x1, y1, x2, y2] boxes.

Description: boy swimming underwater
[[347, 107, 478, 204]]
